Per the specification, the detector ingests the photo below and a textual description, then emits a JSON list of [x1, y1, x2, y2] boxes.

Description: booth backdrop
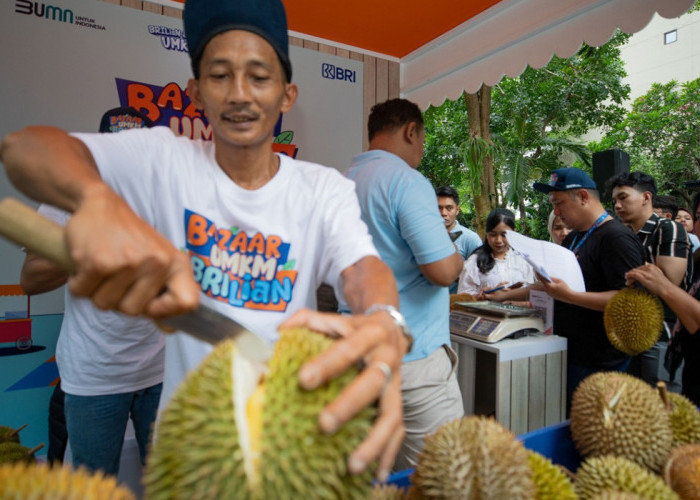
[[0, 0, 363, 456]]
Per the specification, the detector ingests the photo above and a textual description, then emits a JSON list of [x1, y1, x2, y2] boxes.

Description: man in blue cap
[[532, 167, 645, 411], [1, 0, 408, 480]]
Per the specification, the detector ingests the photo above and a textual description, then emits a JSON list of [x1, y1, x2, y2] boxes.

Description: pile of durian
[[0, 423, 43, 464], [2, 324, 697, 499], [0, 423, 135, 499], [373, 371, 700, 500]]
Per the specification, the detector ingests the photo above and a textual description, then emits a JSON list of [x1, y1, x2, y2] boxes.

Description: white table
[[451, 333, 567, 435]]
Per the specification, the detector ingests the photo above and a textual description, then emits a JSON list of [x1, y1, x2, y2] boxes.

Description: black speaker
[[592, 149, 630, 202]]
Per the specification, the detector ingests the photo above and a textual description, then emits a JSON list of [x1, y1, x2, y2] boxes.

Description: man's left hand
[[279, 308, 408, 482]]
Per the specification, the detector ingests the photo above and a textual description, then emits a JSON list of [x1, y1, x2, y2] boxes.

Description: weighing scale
[[450, 301, 544, 343]]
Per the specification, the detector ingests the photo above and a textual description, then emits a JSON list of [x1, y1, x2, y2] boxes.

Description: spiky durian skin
[[257, 328, 375, 499], [144, 339, 247, 500], [145, 328, 375, 500], [590, 491, 645, 500], [570, 372, 672, 472], [411, 416, 535, 500], [604, 288, 663, 355], [663, 443, 700, 500], [528, 451, 577, 500], [0, 462, 135, 500], [0, 442, 36, 464], [370, 483, 408, 500], [667, 393, 700, 447], [0, 426, 21, 444], [575, 456, 679, 500]]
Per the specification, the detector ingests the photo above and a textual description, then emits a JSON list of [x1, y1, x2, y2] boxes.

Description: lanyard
[[569, 212, 608, 255]]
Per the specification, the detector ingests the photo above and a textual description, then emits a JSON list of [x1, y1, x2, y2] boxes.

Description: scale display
[[450, 301, 544, 343]]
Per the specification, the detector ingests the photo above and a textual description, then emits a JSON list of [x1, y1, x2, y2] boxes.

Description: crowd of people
[[451, 167, 700, 412], [2, 0, 700, 485]]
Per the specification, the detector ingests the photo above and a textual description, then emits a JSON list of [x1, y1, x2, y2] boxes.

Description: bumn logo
[[15, 0, 73, 23], [322, 63, 356, 83]]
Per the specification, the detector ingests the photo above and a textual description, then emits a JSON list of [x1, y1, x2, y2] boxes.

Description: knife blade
[[0, 197, 273, 362], [158, 306, 272, 362]]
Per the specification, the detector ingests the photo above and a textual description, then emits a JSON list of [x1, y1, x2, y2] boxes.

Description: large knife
[[0, 197, 273, 363]]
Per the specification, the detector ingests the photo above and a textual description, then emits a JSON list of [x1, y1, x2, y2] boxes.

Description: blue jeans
[[64, 383, 162, 476], [566, 359, 630, 417]]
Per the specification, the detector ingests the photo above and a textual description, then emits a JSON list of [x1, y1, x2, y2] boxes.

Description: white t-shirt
[[75, 127, 378, 408], [457, 249, 535, 295], [38, 204, 165, 396]]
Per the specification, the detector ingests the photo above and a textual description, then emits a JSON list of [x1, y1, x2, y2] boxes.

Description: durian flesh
[[144, 327, 376, 500]]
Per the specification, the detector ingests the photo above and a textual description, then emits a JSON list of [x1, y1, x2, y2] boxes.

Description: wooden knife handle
[[0, 197, 76, 273]]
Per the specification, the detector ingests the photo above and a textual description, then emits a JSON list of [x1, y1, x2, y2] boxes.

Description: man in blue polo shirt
[[345, 98, 464, 470]]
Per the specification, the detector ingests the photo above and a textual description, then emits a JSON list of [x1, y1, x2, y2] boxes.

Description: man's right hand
[[65, 186, 199, 318]]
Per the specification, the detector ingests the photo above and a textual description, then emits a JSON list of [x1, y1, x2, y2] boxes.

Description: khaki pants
[[393, 345, 464, 471]]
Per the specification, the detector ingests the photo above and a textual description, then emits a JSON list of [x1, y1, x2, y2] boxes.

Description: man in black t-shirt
[[609, 171, 691, 393], [533, 168, 645, 410]]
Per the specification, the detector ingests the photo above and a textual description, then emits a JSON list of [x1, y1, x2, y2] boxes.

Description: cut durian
[[144, 327, 376, 499]]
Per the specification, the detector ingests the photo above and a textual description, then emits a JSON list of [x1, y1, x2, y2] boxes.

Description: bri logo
[[322, 63, 356, 83]]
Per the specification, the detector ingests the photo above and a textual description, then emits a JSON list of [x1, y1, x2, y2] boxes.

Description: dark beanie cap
[[184, 0, 292, 82]]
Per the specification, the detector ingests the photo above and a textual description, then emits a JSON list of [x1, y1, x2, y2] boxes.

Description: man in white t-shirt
[[2, 0, 409, 481], [18, 108, 164, 477]]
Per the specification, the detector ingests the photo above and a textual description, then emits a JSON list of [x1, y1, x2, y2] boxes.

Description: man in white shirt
[[2, 0, 409, 480]]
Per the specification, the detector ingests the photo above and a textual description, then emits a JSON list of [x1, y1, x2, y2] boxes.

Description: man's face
[[611, 185, 647, 225], [437, 196, 459, 230], [187, 30, 297, 150], [549, 190, 584, 230]]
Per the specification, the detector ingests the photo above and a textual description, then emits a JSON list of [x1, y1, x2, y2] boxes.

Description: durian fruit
[[0, 424, 26, 444], [570, 371, 672, 472], [663, 443, 700, 500], [657, 383, 700, 447], [0, 442, 43, 464], [144, 327, 376, 500], [0, 461, 135, 500], [575, 456, 679, 500], [528, 450, 577, 500], [410, 415, 535, 499], [371, 483, 407, 500], [604, 288, 663, 355], [590, 491, 645, 500]]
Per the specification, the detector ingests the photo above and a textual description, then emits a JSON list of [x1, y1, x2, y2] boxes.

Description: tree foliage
[[420, 31, 631, 238], [593, 78, 700, 206]]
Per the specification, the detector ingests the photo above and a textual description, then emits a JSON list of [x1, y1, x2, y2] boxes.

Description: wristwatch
[[364, 304, 414, 353]]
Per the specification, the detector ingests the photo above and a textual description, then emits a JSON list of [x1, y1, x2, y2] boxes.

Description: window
[[665, 29, 678, 44]]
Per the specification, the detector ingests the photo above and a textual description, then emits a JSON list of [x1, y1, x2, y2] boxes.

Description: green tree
[[421, 32, 631, 236], [594, 78, 700, 206], [490, 32, 629, 228]]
